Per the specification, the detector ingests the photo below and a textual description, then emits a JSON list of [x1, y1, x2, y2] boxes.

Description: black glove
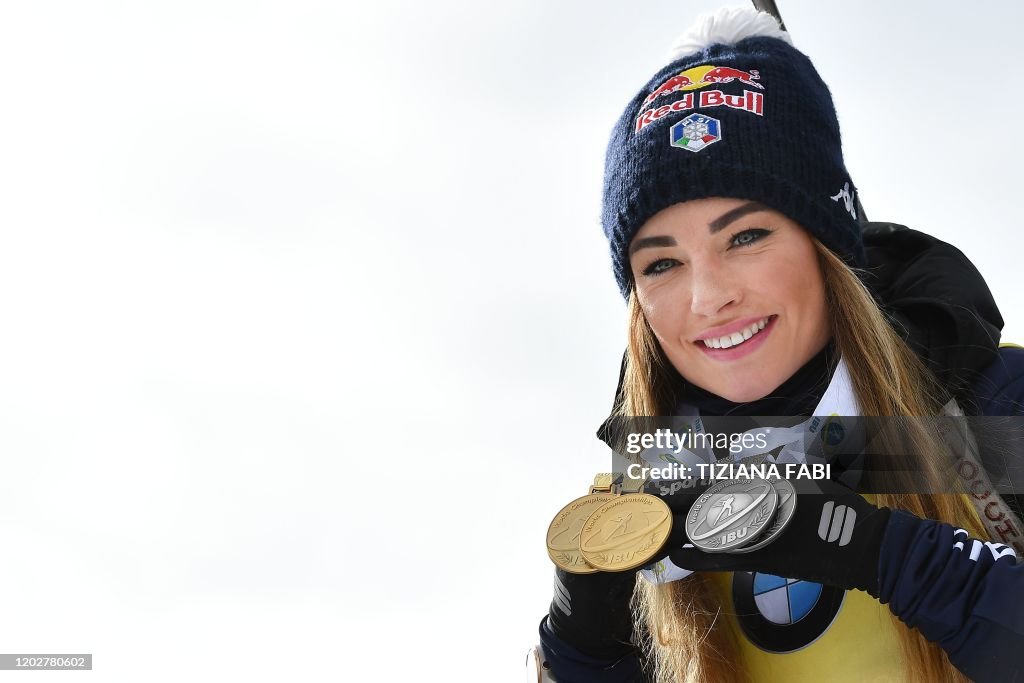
[[664, 476, 892, 596], [546, 566, 638, 660]]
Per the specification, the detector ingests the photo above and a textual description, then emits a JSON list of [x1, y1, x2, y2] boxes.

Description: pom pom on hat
[[666, 6, 792, 60]]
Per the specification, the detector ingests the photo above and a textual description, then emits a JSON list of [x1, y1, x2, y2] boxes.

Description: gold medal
[[546, 492, 618, 573], [546, 473, 629, 573], [579, 493, 673, 572]]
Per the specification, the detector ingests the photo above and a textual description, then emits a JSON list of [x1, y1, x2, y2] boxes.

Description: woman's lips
[[696, 315, 777, 361]]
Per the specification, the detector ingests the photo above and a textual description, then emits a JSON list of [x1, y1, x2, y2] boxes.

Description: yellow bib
[[704, 494, 905, 681], [707, 572, 904, 682]]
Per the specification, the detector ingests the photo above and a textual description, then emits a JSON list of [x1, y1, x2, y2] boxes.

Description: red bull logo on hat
[[644, 64, 764, 106], [636, 64, 766, 133], [636, 89, 763, 132]]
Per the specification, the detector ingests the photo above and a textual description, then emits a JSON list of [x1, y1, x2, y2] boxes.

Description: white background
[[0, 1, 1021, 681]]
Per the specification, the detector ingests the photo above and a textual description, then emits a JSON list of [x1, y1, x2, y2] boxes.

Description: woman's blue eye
[[731, 228, 771, 247], [640, 230, 771, 276], [642, 258, 678, 276]]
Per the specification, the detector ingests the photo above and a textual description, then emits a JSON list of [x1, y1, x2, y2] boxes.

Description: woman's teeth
[[702, 317, 769, 349]]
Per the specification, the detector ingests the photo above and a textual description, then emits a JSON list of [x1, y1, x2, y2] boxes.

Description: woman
[[533, 8, 1024, 683]]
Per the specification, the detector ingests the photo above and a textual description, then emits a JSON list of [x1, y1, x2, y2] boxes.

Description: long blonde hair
[[617, 238, 989, 683]]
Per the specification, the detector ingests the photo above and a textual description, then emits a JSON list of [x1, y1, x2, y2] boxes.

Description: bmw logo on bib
[[732, 571, 846, 652]]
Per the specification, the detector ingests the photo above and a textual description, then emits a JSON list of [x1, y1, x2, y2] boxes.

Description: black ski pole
[[751, 0, 786, 31]]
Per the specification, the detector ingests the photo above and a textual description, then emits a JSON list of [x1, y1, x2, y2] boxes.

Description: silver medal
[[729, 477, 797, 553], [684, 478, 779, 553]]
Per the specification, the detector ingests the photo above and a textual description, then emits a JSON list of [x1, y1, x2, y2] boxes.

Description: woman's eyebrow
[[629, 235, 676, 256], [709, 201, 771, 233]]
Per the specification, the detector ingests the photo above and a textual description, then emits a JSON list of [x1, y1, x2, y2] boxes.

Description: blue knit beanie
[[602, 8, 866, 299]]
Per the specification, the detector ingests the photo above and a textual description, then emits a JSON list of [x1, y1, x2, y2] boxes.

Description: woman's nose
[[689, 260, 742, 317]]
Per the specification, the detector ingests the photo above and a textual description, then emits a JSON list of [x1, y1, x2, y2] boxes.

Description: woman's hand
[[661, 476, 891, 595]]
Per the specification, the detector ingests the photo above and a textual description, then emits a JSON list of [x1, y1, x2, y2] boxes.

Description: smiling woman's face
[[628, 197, 831, 403]]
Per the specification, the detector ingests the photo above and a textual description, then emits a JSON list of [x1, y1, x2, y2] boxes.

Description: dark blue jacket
[[878, 345, 1024, 682]]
